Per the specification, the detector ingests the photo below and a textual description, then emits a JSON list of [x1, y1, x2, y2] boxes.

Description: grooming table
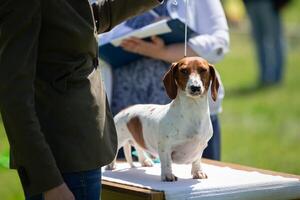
[[102, 159, 300, 200]]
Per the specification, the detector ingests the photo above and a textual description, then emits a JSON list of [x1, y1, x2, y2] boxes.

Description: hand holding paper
[[121, 36, 166, 59], [99, 19, 197, 67]]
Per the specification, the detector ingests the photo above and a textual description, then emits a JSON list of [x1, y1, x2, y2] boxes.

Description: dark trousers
[[203, 115, 221, 160], [244, 0, 285, 85], [25, 169, 101, 200]]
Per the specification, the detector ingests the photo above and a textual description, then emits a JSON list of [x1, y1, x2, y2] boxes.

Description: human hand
[[120, 36, 166, 60], [44, 183, 75, 200]]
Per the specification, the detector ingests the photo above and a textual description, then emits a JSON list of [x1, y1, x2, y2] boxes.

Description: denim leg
[[245, 1, 285, 85], [273, 12, 285, 83], [25, 169, 101, 200], [202, 115, 221, 161], [261, 3, 284, 84], [62, 169, 101, 200], [245, 1, 267, 83]]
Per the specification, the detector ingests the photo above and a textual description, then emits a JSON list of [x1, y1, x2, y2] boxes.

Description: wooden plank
[[102, 180, 165, 200]]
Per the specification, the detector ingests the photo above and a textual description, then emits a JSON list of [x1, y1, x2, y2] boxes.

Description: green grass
[[0, 118, 23, 200], [219, 32, 300, 175], [1, 4, 300, 199]]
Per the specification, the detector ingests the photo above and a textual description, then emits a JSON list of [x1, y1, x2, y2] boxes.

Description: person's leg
[[259, 1, 284, 84], [245, 0, 285, 85], [244, 1, 268, 85], [272, 9, 285, 83], [62, 169, 101, 200], [25, 169, 101, 200], [202, 115, 221, 161]]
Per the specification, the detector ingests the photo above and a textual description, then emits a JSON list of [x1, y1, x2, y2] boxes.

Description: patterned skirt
[[111, 57, 171, 115]]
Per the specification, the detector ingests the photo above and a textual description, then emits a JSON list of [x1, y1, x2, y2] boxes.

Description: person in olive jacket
[[0, 0, 163, 199]]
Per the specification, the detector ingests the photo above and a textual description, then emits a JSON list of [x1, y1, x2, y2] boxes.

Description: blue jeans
[[26, 169, 101, 200], [203, 115, 221, 160], [244, 0, 285, 85]]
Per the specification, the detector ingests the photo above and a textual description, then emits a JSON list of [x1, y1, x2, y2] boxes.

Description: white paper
[[110, 19, 172, 47]]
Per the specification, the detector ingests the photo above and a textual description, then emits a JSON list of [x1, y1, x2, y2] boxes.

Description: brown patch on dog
[[209, 64, 219, 101], [176, 57, 211, 92], [163, 57, 219, 99], [176, 64, 189, 91], [163, 63, 178, 99], [127, 116, 147, 150], [199, 66, 211, 92]]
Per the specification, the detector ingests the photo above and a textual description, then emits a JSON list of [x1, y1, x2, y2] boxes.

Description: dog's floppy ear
[[163, 62, 178, 99], [209, 64, 219, 102]]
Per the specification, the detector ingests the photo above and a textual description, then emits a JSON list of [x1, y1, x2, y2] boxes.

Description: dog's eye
[[180, 68, 188, 75], [198, 68, 208, 74]]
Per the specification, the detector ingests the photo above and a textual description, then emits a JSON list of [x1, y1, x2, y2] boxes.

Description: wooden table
[[102, 159, 300, 200]]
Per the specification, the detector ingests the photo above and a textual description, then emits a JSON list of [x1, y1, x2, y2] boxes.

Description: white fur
[[108, 76, 214, 181]]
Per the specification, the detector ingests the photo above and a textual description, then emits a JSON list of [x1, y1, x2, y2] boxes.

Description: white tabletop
[[103, 162, 300, 200]]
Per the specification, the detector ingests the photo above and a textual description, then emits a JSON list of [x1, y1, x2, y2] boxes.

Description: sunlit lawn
[[219, 31, 300, 174]]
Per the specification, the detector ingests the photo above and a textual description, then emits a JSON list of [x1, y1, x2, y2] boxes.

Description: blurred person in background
[[243, 0, 291, 87], [100, 0, 229, 161]]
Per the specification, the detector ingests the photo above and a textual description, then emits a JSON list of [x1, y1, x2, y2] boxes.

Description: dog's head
[[163, 57, 219, 101]]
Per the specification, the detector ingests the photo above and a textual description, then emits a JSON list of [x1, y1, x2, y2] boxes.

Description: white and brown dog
[[107, 56, 220, 181]]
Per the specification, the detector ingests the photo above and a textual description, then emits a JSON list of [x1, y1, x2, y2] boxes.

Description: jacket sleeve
[[188, 0, 230, 64], [97, 0, 162, 33], [0, 0, 63, 196]]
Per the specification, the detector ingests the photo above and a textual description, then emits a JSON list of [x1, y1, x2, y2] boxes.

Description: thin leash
[[184, 0, 188, 57], [160, 0, 188, 57]]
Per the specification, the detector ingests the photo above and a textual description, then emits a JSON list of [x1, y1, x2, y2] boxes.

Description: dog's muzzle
[[188, 85, 202, 96]]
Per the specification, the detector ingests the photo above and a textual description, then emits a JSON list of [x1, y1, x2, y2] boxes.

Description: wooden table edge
[[102, 159, 300, 200], [102, 179, 165, 200]]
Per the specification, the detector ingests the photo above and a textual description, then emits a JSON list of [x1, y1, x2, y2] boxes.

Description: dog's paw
[[192, 171, 208, 179], [105, 163, 116, 171], [162, 173, 178, 182], [129, 163, 137, 168], [141, 158, 154, 167]]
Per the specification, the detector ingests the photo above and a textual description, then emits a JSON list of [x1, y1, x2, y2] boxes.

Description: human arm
[[187, 0, 229, 63], [97, 0, 163, 33], [120, 0, 229, 64], [0, 0, 66, 197], [121, 36, 197, 63]]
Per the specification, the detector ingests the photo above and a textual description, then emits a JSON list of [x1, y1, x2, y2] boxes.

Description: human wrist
[[153, 46, 169, 61]]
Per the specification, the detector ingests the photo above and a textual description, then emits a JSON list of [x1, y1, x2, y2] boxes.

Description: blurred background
[[0, 0, 299, 199]]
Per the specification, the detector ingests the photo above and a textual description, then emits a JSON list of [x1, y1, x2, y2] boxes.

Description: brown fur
[[163, 57, 219, 101], [209, 64, 219, 101], [163, 63, 178, 99], [127, 116, 147, 150]]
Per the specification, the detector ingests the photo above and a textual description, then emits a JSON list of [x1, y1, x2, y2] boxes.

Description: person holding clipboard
[[101, 0, 229, 161]]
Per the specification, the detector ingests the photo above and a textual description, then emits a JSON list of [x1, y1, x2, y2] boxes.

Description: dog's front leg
[[191, 156, 208, 179], [159, 147, 177, 181]]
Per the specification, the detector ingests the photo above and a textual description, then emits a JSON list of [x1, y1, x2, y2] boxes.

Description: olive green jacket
[[0, 0, 160, 196]]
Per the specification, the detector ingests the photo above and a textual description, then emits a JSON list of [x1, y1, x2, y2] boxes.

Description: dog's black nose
[[190, 86, 201, 93]]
